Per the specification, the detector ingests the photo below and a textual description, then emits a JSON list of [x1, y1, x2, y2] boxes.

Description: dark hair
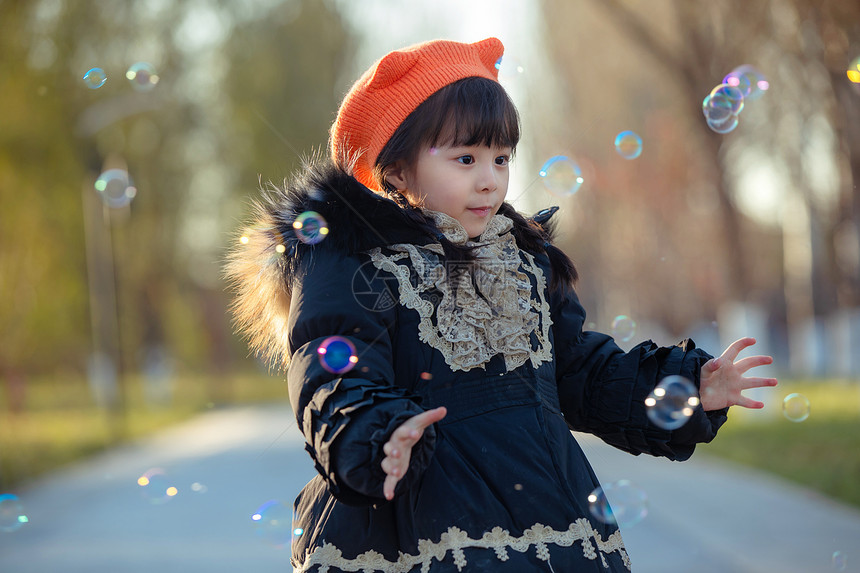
[[372, 77, 577, 294], [373, 77, 520, 191]]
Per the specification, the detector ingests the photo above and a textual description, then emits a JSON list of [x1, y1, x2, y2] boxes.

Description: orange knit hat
[[330, 37, 504, 191]]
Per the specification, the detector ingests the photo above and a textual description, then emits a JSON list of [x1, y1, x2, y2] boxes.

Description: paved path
[[1, 404, 858, 572]]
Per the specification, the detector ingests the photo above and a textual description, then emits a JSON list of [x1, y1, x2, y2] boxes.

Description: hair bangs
[[429, 78, 520, 150]]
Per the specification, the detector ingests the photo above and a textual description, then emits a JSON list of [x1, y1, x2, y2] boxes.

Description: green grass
[[698, 380, 860, 509], [0, 371, 289, 490]]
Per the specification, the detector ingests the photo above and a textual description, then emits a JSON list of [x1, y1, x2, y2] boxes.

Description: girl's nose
[[477, 162, 498, 192]]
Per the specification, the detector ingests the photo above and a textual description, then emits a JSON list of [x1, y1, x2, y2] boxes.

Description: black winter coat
[[225, 161, 729, 572]]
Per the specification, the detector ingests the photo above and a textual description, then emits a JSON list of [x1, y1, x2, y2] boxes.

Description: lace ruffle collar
[[420, 209, 513, 246]]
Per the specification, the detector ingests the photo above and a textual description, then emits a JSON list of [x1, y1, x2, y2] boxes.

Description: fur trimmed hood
[[223, 158, 573, 369]]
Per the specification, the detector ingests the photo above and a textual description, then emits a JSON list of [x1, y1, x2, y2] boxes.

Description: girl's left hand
[[699, 337, 779, 411]]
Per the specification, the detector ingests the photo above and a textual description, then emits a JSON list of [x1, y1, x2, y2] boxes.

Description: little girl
[[227, 37, 777, 572]]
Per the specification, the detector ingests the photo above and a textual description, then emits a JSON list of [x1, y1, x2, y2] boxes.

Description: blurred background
[[1, 0, 859, 567]]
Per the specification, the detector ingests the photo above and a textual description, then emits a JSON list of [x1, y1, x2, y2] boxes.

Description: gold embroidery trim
[[295, 519, 630, 572], [365, 216, 553, 373]]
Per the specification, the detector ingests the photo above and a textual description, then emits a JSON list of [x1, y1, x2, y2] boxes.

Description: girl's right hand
[[381, 406, 447, 500]]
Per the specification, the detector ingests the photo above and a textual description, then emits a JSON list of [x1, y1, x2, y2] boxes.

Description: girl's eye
[[457, 155, 474, 165], [495, 155, 510, 166]]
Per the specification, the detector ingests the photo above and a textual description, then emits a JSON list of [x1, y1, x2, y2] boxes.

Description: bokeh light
[[645, 375, 700, 430], [317, 336, 358, 374], [611, 315, 637, 342], [848, 57, 860, 83], [94, 169, 137, 208], [494, 54, 525, 79], [587, 480, 648, 528], [723, 64, 769, 100], [782, 393, 810, 422], [137, 468, 177, 504], [539, 155, 583, 197], [0, 494, 29, 533], [251, 499, 292, 548], [126, 62, 159, 92], [82, 67, 107, 89], [293, 211, 329, 245], [614, 130, 643, 160]]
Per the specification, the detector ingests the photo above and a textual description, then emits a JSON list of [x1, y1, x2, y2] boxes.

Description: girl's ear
[[383, 161, 410, 191]]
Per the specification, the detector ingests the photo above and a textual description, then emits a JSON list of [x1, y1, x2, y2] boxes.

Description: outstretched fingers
[[735, 394, 765, 409], [740, 376, 779, 390], [382, 407, 447, 500], [720, 337, 757, 363], [734, 354, 774, 374]]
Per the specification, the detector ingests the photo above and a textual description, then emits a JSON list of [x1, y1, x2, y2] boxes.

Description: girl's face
[[387, 143, 512, 239]]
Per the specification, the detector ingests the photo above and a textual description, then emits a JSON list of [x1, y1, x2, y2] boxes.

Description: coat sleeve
[[549, 277, 729, 461], [286, 248, 436, 506]]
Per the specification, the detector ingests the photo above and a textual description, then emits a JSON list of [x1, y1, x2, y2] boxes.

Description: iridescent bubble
[[782, 393, 810, 422], [587, 480, 648, 528], [706, 113, 739, 134], [0, 494, 29, 533], [614, 131, 642, 160], [832, 551, 847, 571], [94, 169, 137, 208], [539, 156, 583, 197], [83, 67, 107, 89], [708, 84, 745, 117], [611, 315, 637, 342], [126, 62, 159, 92], [646, 375, 700, 430], [724, 65, 768, 101], [293, 211, 329, 245], [317, 336, 358, 374], [137, 468, 178, 504], [251, 500, 291, 548]]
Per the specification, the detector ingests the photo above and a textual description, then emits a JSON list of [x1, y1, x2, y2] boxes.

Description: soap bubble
[[293, 211, 329, 245], [723, 65, 769, 101], [137, 468, 178, 504], [614, 131, 643, 160], [83, 67, 107, 89], [706, 84, 744, 118], [782, 393, 810, 422], [126, 62, 159, 92], [611, 315, 637, 342], [588, 480, 648, 528], [317, 336, 358, 374], [832, 551, 847, 571], [95, 169, 137, 208], [190, 482, 208, 494], [0, 494, 28, 532], [539, 156, 583, 197], [706, 113, 739, 134], [646, 375, 700, 430], [251, 500, 292, 548]]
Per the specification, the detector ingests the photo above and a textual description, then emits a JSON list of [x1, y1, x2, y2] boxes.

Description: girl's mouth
[[468, 207, 492, 217]]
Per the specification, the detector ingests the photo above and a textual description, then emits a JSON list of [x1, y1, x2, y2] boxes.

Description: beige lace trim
[[295, 519, 630, 572], [366, 212, 552, 373]]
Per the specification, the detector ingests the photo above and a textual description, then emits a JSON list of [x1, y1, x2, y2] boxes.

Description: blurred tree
[[539, 0, 859, 371], [0, 0, 356, 399]]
